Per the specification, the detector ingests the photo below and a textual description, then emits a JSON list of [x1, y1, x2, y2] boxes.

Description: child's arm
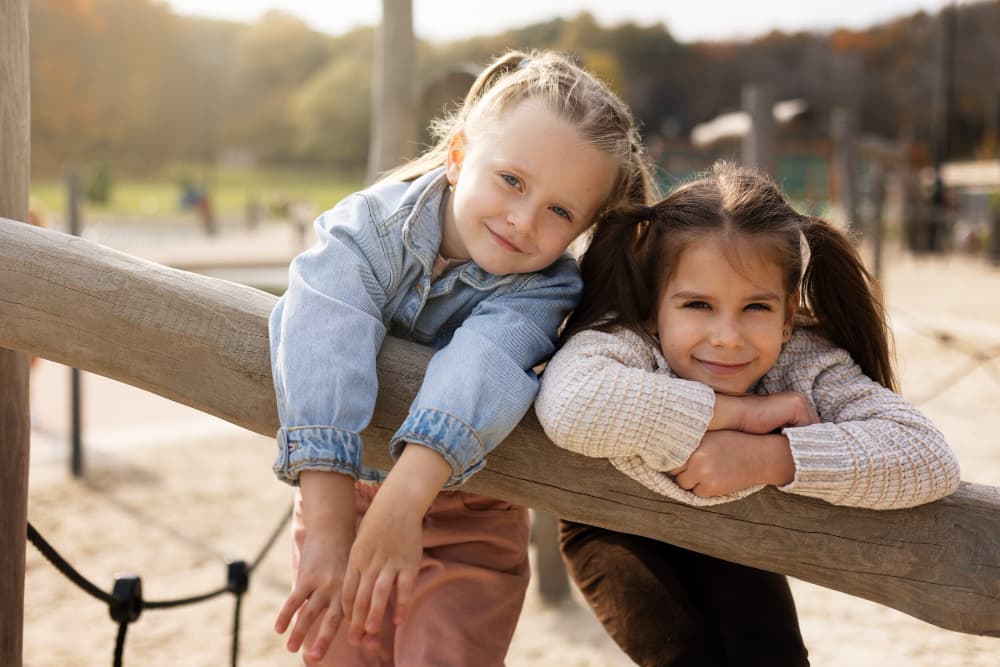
[[340, 444, 452, 649], [664, 391, 818, 498], [710, 392, 819, 433], [326, 263, 580, 646], [668, 430, 796, 497], [387, 261, 583, 489], [275, 471, 356, 661], [270, 194, 395, 487], [269, 195, 393, 658], [536, 327, 717, 472], [768, 331, 961, 509]]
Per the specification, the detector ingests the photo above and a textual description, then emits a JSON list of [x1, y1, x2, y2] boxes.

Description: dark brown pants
[[559, 520, 810, 667]]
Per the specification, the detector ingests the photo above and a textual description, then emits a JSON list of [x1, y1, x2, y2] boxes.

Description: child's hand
[[340, 443, 453, 650], [712, 392, 819, 434], [341, 494, 424, 650], [275, 472, 356, 662], [668, 430, 795, 497]]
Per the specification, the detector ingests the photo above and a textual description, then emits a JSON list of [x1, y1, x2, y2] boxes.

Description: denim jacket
[[269, 168, 582, 489]]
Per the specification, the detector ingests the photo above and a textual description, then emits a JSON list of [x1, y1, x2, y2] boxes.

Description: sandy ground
[[19, 223, 1000, 666]]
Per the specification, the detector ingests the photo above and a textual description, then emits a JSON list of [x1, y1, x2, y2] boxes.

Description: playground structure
[[3, 4, 1000, 666]]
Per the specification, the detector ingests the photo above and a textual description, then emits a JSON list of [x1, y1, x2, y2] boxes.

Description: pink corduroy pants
[[291, 482, 531, 667]]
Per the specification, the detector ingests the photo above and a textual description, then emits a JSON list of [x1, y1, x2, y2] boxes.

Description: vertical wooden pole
[[531, 511, 570, 604], [66, 169, 85, 477], [742, 83, 776, 177], [868, 162, 887, 280], [366, 0, 417, 184], [0, 2, 31, 665], [831, 107, 859, 231]]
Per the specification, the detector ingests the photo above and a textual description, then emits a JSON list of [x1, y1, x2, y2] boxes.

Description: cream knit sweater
[[535, 326, 961, 509]]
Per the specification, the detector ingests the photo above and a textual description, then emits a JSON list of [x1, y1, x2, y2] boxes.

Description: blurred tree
[[291, 48, 373, 168], [225, 11, 334, 164]]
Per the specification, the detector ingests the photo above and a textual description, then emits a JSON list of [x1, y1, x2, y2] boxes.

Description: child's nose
[[506, 202, 537, 233], [709, 317, 743, 347]]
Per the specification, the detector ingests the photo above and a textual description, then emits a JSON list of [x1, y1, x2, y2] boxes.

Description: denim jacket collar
[[400, 168, 521, 291]]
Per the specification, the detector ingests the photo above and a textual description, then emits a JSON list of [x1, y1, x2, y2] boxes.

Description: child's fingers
[[393, 567, 418, 625], [363, 570, 396, 637], [307, 603, 345, 661], [672, 469, 696, 491], [286, 594, 330, 652], [274, 588, 308, 634], [340, 567, 360, 622], [347, 572, 376, 645]]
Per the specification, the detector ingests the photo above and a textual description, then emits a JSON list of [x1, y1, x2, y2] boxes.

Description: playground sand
[[22, 247, 1000, 666]]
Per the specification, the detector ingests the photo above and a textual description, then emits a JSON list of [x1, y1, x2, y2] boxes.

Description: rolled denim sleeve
[[390, 256, 582, 488], [269, 195, 390, 485]]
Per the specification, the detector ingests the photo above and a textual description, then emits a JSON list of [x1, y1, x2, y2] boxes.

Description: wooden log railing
[[2, 217, 999, 639]]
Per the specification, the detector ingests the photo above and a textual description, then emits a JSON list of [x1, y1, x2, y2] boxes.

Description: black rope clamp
[[226, 560, 249, 596], [109, 575, 143, 624]]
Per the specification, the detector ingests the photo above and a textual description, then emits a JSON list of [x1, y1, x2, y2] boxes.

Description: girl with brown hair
[[535, 161, 960, 666]]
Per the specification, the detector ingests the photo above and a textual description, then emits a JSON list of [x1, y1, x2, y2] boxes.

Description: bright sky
[[162, 0, 956, 43]]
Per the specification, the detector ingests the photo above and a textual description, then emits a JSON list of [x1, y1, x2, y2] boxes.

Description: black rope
[[26, 522, 115, 605], [251, 502, 294, 571], [26, 502, 293, 667], [232, 593, 244, 667], [889, 307, 1000, 404], [144, 585, 230, 610], [113, 622, 128, 667]]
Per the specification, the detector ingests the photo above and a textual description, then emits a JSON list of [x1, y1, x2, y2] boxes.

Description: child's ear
[[445, 131, 467, 186], [783, 291, 799, 340], [643, 313, 659, 337]]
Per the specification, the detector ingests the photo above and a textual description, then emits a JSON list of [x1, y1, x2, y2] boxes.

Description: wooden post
[[868, 162, 887, 280], [831, 107, 859, 231], [742, 83, 776, 177], [0, 2, 31, 665], [532, 511, 570, 604], [66, 169, 85, 477], [366, 0, 417, 183]]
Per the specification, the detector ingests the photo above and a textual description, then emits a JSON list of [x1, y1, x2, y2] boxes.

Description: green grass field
[[29, 165, 363, 221]]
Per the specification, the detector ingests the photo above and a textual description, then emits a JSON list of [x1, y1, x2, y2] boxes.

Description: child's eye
[[501, 173, 522, 190], [745, 302, 773, 312], [683, 301, 711, 310], [549, 205, 572, 221]]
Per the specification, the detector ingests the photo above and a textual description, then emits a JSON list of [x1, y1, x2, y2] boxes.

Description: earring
[[782, 328, 791, 339]]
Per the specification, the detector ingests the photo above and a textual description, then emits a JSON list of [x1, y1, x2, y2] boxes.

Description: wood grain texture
[[1, 3, 31, 665], [2, 217, 998, 637]]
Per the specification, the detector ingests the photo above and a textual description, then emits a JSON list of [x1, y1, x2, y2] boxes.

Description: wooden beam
[[1, 218, 999, 638], [366, 0, 417, 183], [0, 2, 31, 665]]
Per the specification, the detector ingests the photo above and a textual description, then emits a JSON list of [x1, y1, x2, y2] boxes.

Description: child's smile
[[655, 235, 796, 394], [440, 98, 618, 276]]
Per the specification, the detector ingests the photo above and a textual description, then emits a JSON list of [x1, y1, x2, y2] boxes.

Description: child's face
[[440, 98, 618, 276], [654, 235, 796, 394]]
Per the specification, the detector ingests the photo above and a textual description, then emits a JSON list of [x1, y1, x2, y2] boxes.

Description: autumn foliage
[[27, 0, 1000, 176]]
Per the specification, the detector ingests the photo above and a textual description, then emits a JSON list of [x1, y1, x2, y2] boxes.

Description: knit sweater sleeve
[[772, 330, 961, 509], [534, 327, 760, 506]]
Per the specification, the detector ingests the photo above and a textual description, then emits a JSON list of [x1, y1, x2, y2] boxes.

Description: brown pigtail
[[562, 205, 663, 343], [800, 216, 897, 391]]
